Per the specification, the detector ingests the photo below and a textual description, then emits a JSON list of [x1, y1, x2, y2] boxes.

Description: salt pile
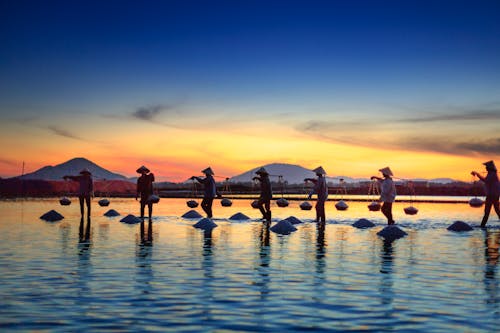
[[447, 221, 473, 232], [40, 210, 64, 222], [377, 226, 407, 241], [276, 198, 289, 207], [193, 218, 218, 230], [299, 201, 312, 210], [352, 218, 375, 229], [98, 198, 110, 207], [120, 214, 142, 224], [182, 210, 203, 219], [221, 198, 232, 207], [103, 209, 120, 217], [284, 216, 302, 224], [270, 220, 297, 235], [187, 200, 199, 208], [229, 212, 250, 220]]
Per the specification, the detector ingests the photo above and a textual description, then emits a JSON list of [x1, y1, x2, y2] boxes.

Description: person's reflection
[[139, 219, 153, 246], [483, 230, 499, 308], [258, 223, 271, 300], [379, 239, 395, 320], [77, 217, 92, 297], [79, 217, 91, 247], [315, 221, 327, 278]]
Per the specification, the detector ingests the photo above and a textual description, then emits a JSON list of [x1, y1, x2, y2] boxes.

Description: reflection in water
[[136, 221, 153, 297], [257, 223, 271, 300], [139, 220, 153, 246], [315, 222, 326, 278], [201, 227, 215, 321], [77, 217, 92, 297], [483, 230, 499, 310], [379, 239, 395, 323]]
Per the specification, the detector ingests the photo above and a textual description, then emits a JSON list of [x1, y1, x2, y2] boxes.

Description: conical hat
[[312, 166, 326, 175], [79, 168, 91, 175], [255, 167, 268, 175], [483, 160, 497, 171], [379, 167, 393, 177], [202, 167, 214, 175], [136, 165, 150, 174]]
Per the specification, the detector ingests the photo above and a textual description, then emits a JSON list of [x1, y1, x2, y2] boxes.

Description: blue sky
[[0, 0, 499, 179]]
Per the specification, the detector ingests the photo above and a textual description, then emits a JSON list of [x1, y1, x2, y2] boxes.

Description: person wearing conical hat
[[252, 167, 273, 223], [304, 166, 329, 223], [371, 167, 397, 225], [191, 167, 220, 218], [136, 166, 155, 222], [471, 160, 500, 227], [63, 168, 93, 218]]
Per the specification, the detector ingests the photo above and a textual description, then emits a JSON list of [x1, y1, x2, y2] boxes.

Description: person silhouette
[[305, 166, 329, 223], [136, 165, 155, 222], [253, 167, 273, 224], [371, 167, 397, 225], [192, 167, 220, 219], [64, 168, 93, 218], [471, 160, 500, 227]]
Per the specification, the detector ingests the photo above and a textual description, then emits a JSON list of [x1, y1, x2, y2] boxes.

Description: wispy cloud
[[398, 110, 500, 123], [47, 126, 84, 140], [0, 158, 18, 167]]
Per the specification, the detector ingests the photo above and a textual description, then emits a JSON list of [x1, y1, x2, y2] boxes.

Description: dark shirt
[[68, 175, 93, 197], [309, 176, 328, 202], [195, 175, 217, 199], [137, 173, 155, 197], [483, 172, 500, 197], [255, 175, 273, 200]]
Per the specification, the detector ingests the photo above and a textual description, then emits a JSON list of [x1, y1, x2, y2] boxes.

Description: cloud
[[47, 126, 84, 140], [0, 158, 18, 167], [131, 104, 181, 122], [398, 110, 500, 123]]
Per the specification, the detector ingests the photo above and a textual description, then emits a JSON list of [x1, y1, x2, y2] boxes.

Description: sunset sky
[[1, 0, 499, 181]]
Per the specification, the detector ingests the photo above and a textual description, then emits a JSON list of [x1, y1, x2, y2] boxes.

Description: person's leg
[[140, 201, 146, 219], [264, 200, 271, 223], [148, 202, 153, 221], [257, 198, 266, 219], [314, 202, 320, 222], [206, 198, 213, 218], [481, 197, 493, 227], [147, 220, 153, 242], [317, 200, 326, 223], [492, 195, 500, 219], [79, 196, 84, 217], [85, 195, 91, 218], [382, 202, 393, 225]]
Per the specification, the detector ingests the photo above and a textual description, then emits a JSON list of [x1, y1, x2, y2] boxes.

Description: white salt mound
[[120, 214, 142, 224], [270, 220, 297, 235], [447, 221, 473, 232], [103, 209, 120, 217], [229, 212, 250, 220], [40, 210, 64, 222], [193, 218, 218, 230], [284, 216, 302, 224], [352, 218, 375, 229], [182, 210, 203, 219], [377, 226, 407, 241]]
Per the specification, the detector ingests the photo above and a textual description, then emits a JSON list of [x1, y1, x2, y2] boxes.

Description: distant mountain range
[[20, 157, 127, 181], [15, 157, 461, 184]]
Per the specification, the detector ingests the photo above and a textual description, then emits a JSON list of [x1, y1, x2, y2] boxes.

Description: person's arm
[[252, 176, 262, 182], [371, 176, 382, 181], [192, 176, 204, 184], [63, 175, 79, 181], [304, 178, 317, 183], [471, 171, 486, 182]]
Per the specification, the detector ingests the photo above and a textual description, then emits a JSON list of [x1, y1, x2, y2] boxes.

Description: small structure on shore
[[182, 210, 203, 219], [447, 221, 473, 232], [40, 210, 64, 222], [377, 225, 407, 241], [103, 209, 120, 217], [193, 218, 217, 230], [270, 220, 297, 235], [229, 212, 250, 220], [120, 214, 142, 224], [352, 218, 375, 229]]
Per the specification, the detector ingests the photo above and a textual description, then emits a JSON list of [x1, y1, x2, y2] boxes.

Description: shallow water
[[0, 198, 498, 332]]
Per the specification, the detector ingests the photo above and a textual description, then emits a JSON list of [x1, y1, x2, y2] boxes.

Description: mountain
[[20, 157, 128, 181]]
